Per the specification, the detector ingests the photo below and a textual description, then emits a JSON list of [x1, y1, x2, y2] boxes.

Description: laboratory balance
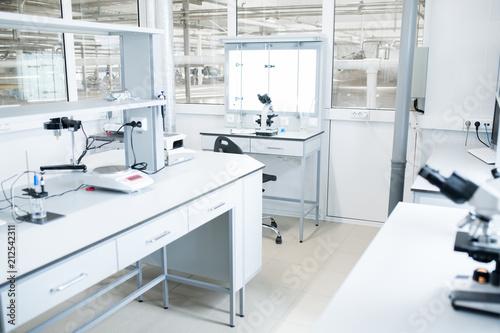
[[84, 165, 153, 193]]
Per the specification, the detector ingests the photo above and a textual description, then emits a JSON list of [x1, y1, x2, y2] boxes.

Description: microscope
[[255, 94, 278, 136], [419, 165, 500, 316]]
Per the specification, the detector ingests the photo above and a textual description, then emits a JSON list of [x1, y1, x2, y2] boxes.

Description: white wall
[[416, 0, 500, 165]]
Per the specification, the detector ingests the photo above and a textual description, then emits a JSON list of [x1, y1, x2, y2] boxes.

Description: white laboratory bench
[[411, 144, 495, 207], [200, 129, 323, 242], [0, 150, 264, 332], [314, 202, 499, 332]]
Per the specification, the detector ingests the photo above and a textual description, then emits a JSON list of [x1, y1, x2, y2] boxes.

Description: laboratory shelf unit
[[0, 99, 166, 120], [0, 11, 164, 129]]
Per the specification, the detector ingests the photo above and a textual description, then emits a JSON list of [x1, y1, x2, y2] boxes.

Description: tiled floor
[[16, 216, 380, 333]]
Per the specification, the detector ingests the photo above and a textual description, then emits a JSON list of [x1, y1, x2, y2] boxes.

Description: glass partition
[[0, 29, 67, 107], [0, 0, 61, 17], [237, 1, 322, 36], [71, 0, 139, 26], [74, 34, 122, 100], [173, 1, 227, 104], [332, 0, 425, 110]]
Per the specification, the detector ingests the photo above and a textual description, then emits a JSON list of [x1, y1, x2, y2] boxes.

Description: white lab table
[[314, 202, 499, 332], [412, 144, 495, 207], [200, 129, 323, 242], [0, 150, 264, 332]]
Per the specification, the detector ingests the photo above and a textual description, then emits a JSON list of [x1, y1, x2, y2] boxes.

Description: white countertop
[[0, 150, 264, 279], [314, 202, 500, 332], [411, 144, 496, 193], [200, 128, 324, 141]]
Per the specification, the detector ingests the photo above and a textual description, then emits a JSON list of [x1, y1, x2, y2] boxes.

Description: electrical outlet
[[351, 111, 369, 119], [130, 117, 147, 132], [463, 118, 491, 131]]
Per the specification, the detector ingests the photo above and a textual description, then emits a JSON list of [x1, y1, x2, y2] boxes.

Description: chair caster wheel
[[276, 236, 282, 244], [138, 300, 143, 302]]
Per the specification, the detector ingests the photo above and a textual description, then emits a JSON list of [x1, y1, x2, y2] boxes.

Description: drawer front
[[250, 138, 303, 156], [188, 183, 238, 231], [116, 207, 188, 270], [1, 241, 118, 329], [201, 135, 251, 153]]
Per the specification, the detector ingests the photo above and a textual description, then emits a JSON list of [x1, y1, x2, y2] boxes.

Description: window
[[72, 0, 139, 26], [75, 35, 122, 100], [173, 1, 227, 104], [236, 1, 322, 36], [0, 0, 61, 17], [0, 1, 139, 107], [0, 29, 67, 106], [332, 0, 425, 110]]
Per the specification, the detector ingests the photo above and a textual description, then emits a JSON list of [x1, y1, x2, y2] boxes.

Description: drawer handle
[[208, 202, 225, 211], [146, 231, 171, 244], [51, 273, 88, 292], [267, 146, 284, 150]]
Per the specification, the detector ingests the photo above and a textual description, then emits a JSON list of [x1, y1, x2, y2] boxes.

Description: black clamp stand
[[41, 117, 87, 172]]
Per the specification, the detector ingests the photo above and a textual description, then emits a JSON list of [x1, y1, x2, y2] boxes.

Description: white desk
[[314, 202, 499, 332], [412, 144, 495, 207], [200, 129, 323, 242], [0, 151, 264, 332]]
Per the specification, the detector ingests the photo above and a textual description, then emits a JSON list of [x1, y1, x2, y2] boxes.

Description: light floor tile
[[252, 259, 319, 291], [270, 320, 312, 333], [279, 292, 332, 327], [349, 224, 381, 238], [303, 268, 348, 297], [111, 319, 155, 333], [337, 234, 375, 255], [130, 301, 209, 332], [322, 250, 362, 273], [192, 307, 279, 333], [241, 280, 301, 319]]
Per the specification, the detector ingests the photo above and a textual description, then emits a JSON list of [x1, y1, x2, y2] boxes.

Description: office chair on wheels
[[213, 136, 282, 244]]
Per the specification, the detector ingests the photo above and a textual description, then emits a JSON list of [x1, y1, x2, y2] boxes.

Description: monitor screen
[[492, 97, 500, 148]]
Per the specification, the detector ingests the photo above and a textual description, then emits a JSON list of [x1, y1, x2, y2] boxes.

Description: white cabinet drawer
[[188, 183, 238, 231], [250, 139, 303, 156], [1, 241, 118, 329], [116, 207, 188, 270], [201, 135, 251, 152]]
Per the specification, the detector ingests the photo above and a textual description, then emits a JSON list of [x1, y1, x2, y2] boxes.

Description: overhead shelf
[[0, 12, 163, 35], [0, 99, 166, 121]]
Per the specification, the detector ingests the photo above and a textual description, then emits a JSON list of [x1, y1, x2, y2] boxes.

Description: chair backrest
[[213, 136, 243, 155]]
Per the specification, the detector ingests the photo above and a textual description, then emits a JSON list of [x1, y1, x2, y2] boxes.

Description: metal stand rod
[[28, 266, 141, 333]]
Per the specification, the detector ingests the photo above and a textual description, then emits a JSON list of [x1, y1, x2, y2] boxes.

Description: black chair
[[214, 136, 282, 244]]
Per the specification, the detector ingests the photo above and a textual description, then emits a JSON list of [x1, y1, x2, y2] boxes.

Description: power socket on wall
[[462, 118, 491, 132], [351, 111, 370, 120]]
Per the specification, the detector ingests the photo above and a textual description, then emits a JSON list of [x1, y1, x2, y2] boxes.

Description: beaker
[[299, 112, 309, 132], [31, 197, 47, 223]]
